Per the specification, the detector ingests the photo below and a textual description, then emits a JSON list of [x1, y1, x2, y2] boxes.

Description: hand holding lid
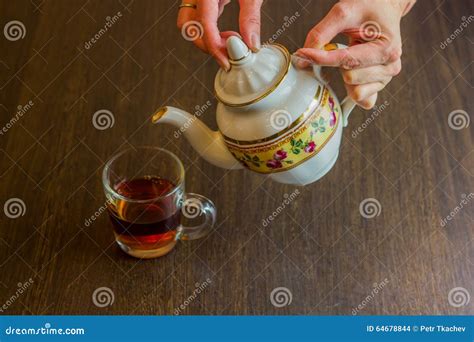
[[214, 36, 289, 107]]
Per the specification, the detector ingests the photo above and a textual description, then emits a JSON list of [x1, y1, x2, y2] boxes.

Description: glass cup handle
[[177, 193, 216, 241]]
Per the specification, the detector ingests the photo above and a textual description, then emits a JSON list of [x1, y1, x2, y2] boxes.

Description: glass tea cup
[[102, 146, 216, 258]]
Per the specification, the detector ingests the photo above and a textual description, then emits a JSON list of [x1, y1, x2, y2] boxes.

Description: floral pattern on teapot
[[224, 87, 340, 174]]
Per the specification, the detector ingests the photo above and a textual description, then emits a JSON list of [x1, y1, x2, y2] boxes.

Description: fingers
[[295, 0, 406, 110], [217, 0, 231, 16], [342, 59, 401, 109], [304, 3, 360, 48], [298, 2, 403, 71], [341, 59, 400, 108], [345, 82, 385, 109], [296, 40, 401, 69], [293, 50, 400, 109], [292, 54, 313, 69], [359, 93, 378, 110], [220, 31, 242, 40], [177, 1, 208, 52], [176, 5, 194, 29], [199, 0, 230, 70], [239, 0, 263, 51], [402, 0, 417, 16], [341, 60, 401, 85], [177, 0, 262, 70]]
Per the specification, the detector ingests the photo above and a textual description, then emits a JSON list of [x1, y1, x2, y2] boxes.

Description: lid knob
[[227, 36, 250, 63], [215, 41, 290, 107]]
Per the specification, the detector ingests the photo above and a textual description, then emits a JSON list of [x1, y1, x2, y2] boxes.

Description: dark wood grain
[[0, 0, 472, 315]]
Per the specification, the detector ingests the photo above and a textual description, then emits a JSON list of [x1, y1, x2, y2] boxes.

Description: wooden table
[[0, 0, 472, 315]]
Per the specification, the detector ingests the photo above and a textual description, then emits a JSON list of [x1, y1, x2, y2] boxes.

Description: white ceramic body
[[216, 61, 344, 185]]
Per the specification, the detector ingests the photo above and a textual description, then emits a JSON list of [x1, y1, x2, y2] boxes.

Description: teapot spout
[[152, 106, 243, 170]]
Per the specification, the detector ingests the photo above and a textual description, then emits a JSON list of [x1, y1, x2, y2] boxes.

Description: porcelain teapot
[[152, 37, 356, 186]]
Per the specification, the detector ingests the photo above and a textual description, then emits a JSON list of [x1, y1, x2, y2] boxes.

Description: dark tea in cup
[[102, 147, 216, 258], [108, 176, 180, 257]]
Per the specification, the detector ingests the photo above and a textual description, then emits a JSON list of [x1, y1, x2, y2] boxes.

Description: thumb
[[304, 3, 358, 48], [239, 0, 263, 51]]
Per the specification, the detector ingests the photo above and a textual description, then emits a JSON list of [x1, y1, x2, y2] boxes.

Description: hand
[[295, 0, 416, 109], [177, 0, 263, 71]]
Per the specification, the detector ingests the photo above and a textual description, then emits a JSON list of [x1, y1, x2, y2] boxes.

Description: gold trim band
[[151, 107, 168, 124], [178, 3, 197, 9], [222, 86, 324, 146], [255, 115, 339, 174], [229, 49, 251, 64]]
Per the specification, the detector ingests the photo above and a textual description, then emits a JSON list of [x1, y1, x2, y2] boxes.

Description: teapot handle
[[312, 43, 356, 127]]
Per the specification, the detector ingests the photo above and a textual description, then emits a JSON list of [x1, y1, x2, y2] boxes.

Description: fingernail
[[250, 32, 261, 52], [293, 51, 309, 60], [293, 54, 309, 62], [223, 62, 231, 72], [294, 59, 307, 69], [224, 58, 231, 71], [310, 40, 324, 50], [218, 59, 231, 72], [292, 54, 312, 68]]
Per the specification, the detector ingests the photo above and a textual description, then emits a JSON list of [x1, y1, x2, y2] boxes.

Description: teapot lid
[[214, 37, 290, 107]]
